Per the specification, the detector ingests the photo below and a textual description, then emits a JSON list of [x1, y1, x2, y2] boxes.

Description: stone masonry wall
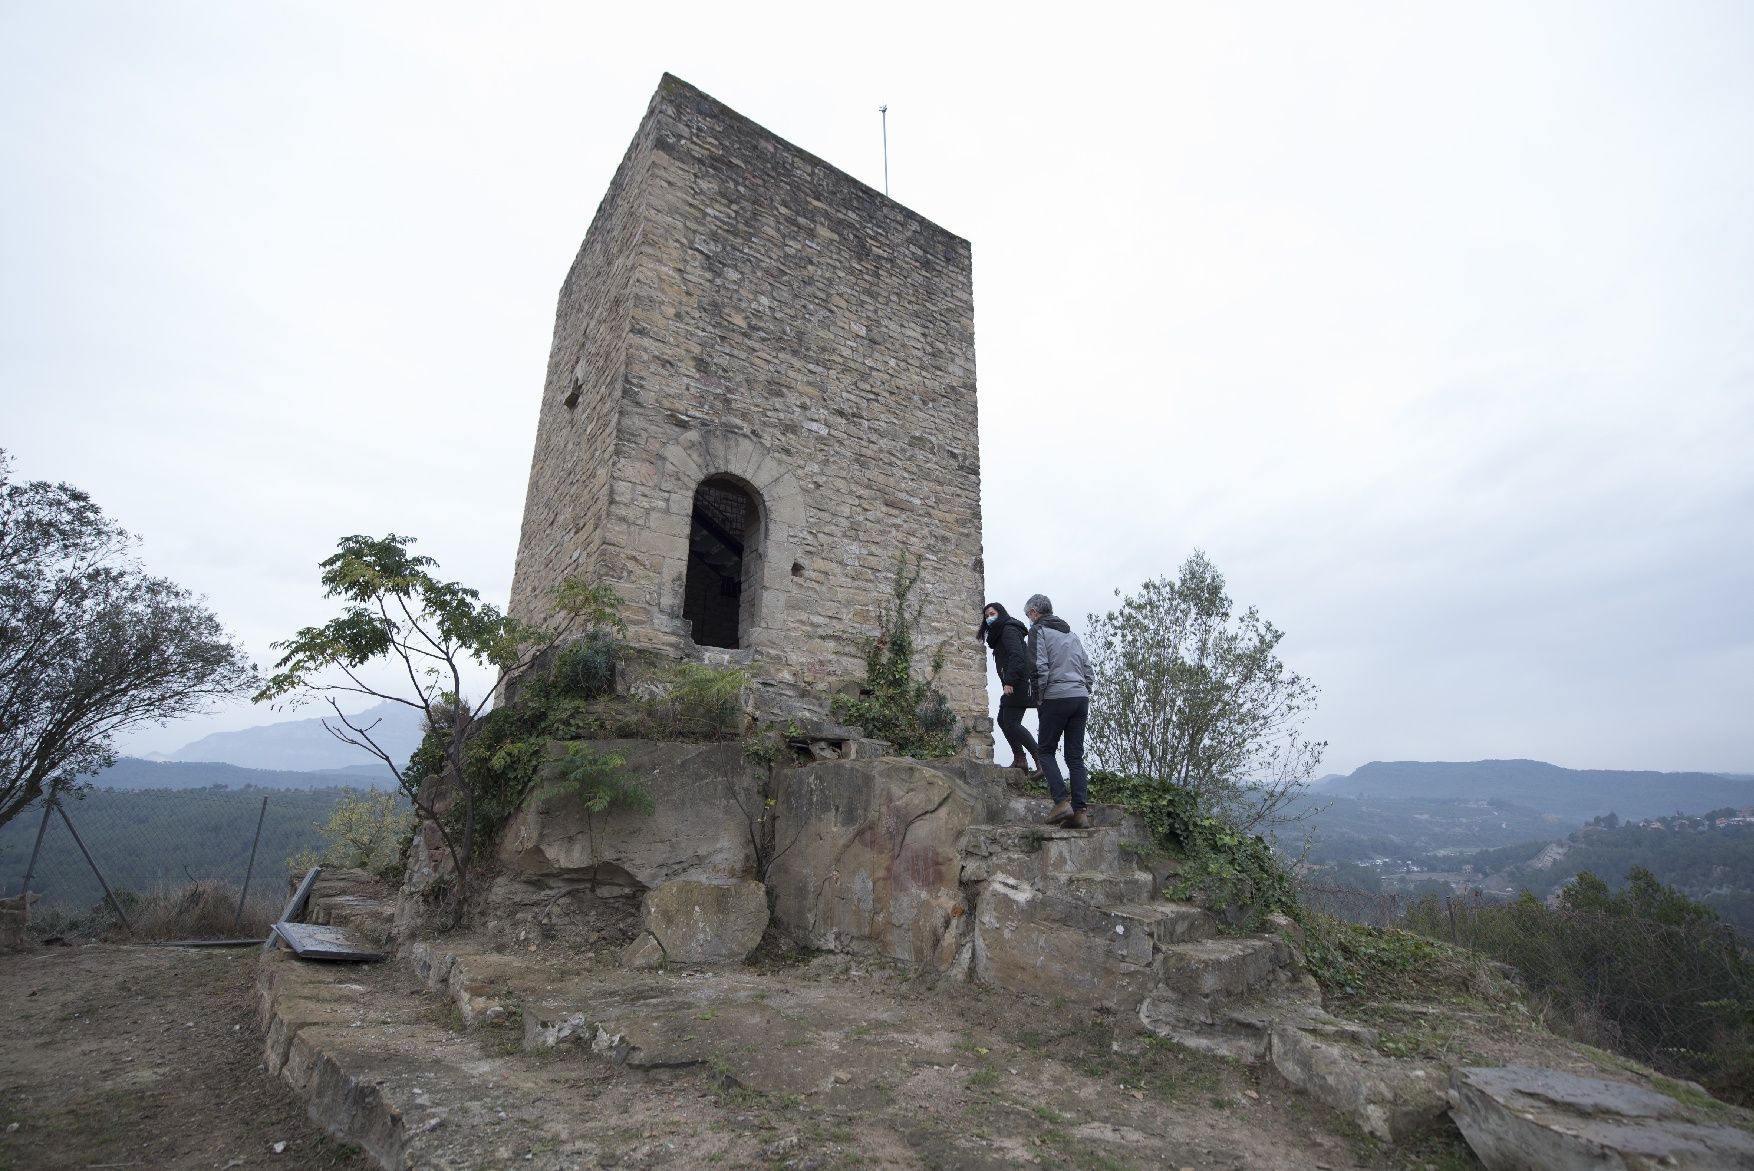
[[510, 75, 990, 752], [508, 107, 657, 626]]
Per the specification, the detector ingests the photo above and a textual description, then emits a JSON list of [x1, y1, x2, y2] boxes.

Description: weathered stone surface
[[495, 740, 759, 892], [971, 878, 1163, 1012], [1449, 1065, 1754, 1170], [1269, 1021, 1447, 1141], [767, 758, 977, 967], [306, 867, 396, 947], [632, 878, 769, 965], [1140, 939, 1321, 1060]]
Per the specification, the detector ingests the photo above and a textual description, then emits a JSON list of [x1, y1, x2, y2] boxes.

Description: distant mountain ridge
[[150, 700, 425, 772], [1318, 759, 1754, 822], [88, 757, 399, 791]]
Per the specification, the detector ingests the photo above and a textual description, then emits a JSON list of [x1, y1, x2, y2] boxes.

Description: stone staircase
[[957, 799, 1320, 1060]]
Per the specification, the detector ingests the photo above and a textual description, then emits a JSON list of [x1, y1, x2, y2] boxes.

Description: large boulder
[[623, 879, 769, 967], [496, 740, 760, 892], [766, 757, 979, 968], [1449, 1065, 1754, 1170]]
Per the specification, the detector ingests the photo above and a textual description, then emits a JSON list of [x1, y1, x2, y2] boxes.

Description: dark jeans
[[1037, 695, 1089, 809], [996, 703, 1038, 767]]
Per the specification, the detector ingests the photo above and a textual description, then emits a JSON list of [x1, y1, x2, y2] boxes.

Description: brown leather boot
[[1065, 809, 1091, 830], [1044, 800, 1073, 825]]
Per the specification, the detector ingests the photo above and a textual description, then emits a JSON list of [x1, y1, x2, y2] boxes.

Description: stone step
[[1039, 869, 1155, 906], [1004, 797, 1141, 833], [1148, 901, 1223, 944], [1138, 936, 1318, 1060], [1155, 935, 1297, 1000], [960, 821, 1142, 876], [970, 880, 1227, 1013], [971, 879, 1162, 1012], [259, 950, 600, 1169]]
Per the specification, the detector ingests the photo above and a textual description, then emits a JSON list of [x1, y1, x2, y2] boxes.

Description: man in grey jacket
[[1024, 593, 1094, 829]]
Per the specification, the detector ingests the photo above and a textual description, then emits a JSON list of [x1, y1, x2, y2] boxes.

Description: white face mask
[[984, 614, 997, 625]]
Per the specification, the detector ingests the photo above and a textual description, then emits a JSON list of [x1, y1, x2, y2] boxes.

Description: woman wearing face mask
[[979, 602, 1040, 776]]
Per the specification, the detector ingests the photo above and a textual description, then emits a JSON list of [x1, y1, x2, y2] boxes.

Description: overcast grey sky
[[4, 2, 1749, 775]]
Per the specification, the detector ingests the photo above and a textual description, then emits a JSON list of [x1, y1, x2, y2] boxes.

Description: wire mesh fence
[[0, 786, 369, 940]]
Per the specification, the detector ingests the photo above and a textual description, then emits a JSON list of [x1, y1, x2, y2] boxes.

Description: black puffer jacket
[[982, 607, 1037, 708]]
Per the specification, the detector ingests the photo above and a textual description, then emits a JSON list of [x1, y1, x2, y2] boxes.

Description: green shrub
[[532, 743, 644, 814], [642, 663, 748, 739], [830, 555, 961, 758], [1087, 769, 1296, 926], [546, 631, 620, 701], [288, 788, 412, 880]]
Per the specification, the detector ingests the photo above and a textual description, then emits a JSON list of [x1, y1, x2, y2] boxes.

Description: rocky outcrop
[[1449, 1065, 1754, 1170], [496, 741, 760, 891], [623, 878, 769, 967], [1268, 1017, 1449, 1142], [766, 757, 982, 968]]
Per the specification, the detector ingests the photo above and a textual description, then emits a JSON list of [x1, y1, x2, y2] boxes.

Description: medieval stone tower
[[508, 74, 989, 753]]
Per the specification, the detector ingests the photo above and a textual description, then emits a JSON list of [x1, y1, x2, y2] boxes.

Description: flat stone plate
[[271, 921, 385, 963]]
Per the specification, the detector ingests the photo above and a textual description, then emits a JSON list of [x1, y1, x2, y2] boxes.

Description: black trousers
[[996, 703, 1038, 767], [1036, 695, 1089, 809]]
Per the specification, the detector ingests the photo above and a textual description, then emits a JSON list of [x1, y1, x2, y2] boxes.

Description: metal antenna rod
[[879, 105, 889, 195]]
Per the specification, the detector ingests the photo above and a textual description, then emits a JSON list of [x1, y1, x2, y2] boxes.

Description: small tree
[[255, 534, 621, 908], [1085, 550, 1324, 832], [0, 451, 256, 828]]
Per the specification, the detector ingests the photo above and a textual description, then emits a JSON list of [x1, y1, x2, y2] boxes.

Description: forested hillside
[[91, 757, 396, 791], [0, 788, 369, 917]]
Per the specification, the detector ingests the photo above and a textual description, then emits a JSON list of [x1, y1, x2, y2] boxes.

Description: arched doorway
[[683, 476, 763, 648]]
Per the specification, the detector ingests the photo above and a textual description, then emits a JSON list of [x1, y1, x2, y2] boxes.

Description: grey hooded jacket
[[1028, 615, 1094, 702]]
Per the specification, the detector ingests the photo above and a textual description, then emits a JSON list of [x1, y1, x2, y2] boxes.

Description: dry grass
[[26, 880, 284, 942]]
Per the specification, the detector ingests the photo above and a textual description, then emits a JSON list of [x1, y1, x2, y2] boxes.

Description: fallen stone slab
[[1449, 1064, 1754, 1170], [271, 921, 386, 962]]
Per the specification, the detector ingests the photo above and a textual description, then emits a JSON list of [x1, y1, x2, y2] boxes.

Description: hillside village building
[[508, 75, 991, 753]]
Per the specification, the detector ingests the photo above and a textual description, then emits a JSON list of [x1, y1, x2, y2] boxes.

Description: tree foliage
[[1085, 551, 1324, 832], [0, 451, 257, 828], [255, 533, 623, 908], [1404, 869, 1754, 1105]]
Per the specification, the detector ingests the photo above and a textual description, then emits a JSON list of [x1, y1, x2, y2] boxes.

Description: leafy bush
[[288, 788, 412, 880], [1086, 769, 1296, 925], [532, 743, 644, 814], [401, 655, 744, 856], [831, 555, 960, 758]]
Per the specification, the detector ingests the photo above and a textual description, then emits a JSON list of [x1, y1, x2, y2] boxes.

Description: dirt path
[[0, 943, 373, 1171], [2, 938, 1485, 1171]]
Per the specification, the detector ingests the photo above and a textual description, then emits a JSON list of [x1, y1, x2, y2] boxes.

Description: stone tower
[[508, 74, 989, 753]]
